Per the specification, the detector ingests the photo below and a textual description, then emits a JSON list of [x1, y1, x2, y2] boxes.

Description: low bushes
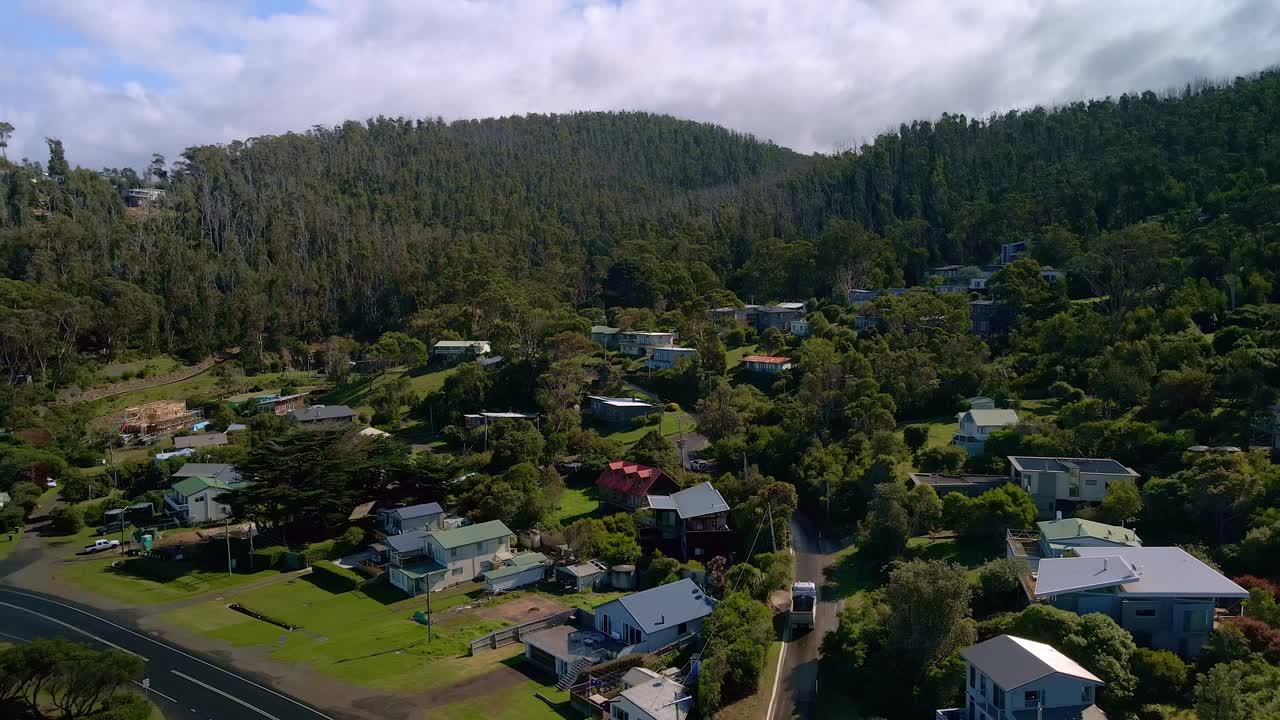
[[309, 561, 365, 592], [251, 545, 290, 570]]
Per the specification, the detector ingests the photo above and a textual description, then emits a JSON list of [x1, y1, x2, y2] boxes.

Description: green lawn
[[549, 478, 603, 525], [429, 673, 574, 720], [59, 554, 279, 605], [319, 365, 457, 416], [164, 575, 525, 691], [532, 588, 627, 610], [601, 409, 696, 447], [90, 369, 322, 417], [904, 536, 1000, 578], [0, 528, 22, 562], [724, 344, 760, 370]]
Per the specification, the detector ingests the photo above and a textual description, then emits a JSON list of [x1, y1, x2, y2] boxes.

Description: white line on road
[[0, 630, 30, 642], [765, 624, 790, 720], [171, 670, 280, 720], [0, 600, 147, 660], [133, 680, 179, 703], [0, 588, 335, 720]]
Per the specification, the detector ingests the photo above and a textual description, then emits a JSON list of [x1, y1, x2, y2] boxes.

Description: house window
[[1068, 476, 1081, 498], [451, 548, 458, 559], [612, 706, 629, 720], [992, 686, 1004, 709], [979, 673, 986, 695], [693, 547, 704, 558], [678, 622, 688, 635], [600, 614, 613, 635], [1134, 608, 1157, 617], [1024, 690, 1041, 706], [969, 665, 975, 688], [452, 567, 464, 576], [1082, 685, 1093, 702], [1184, 609, 1210, 632], [1085, 477, 1098, 487], [624, 624, 643, 645]]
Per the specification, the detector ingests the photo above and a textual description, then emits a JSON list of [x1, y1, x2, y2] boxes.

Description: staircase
[[557, 657, 593, 690]]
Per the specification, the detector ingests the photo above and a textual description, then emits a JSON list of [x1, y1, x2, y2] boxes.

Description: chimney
[[1055, 510, 1063, 521]]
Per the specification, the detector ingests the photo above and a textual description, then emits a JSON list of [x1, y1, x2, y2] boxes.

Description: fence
[[468, 609, 577, 656]]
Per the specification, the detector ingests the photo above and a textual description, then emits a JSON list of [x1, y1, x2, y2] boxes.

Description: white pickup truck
[[83, 539, 121, 554]]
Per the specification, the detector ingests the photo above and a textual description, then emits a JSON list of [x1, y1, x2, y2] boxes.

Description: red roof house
[[740, 355, 793, 374], [596, 460, 677, 510]]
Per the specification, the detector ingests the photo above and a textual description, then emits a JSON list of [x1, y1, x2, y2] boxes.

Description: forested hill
[[1, 72, 1279, 375]]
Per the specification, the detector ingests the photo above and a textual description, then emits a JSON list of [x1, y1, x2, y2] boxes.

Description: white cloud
[[3, 0, 1279, 169]]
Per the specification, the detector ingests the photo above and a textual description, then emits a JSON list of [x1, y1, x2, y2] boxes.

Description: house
[[787, 319, 811, 337], [165, 476, 237, 523], [948, 634, 1106, 720], [1034, 518, 1141, 558], [173, 432, 228, 450], [1041, 267, 1067, 283], [618, 331, 677, 357], [558, 560, 609, 592], [969, 300, 1012, 335], [1033, 546, 1248, 657], [1008, 456, 1140, 516], [929, 265, 967, 282], [249, 392, 309, 416], [462, 411, 539, 429], [596, 461, 678, 510], [754, 302, 805, 332], [482, 552, 548, 592], [909, 473, 1009, 498], [120, 400, 198, 438], [1001, 241, 1029, 265], [953, 409, 1019, 455], [710, 306, 750, 325], [849, 289, 881, 307], [592, 579, 715, 654], [936, 284, 970, 294], [852, 314, 882, 332], [0, 492, 10, 509], [592, 326, 621, 349], [378, 502, 445, 536], [740, 355, 792, 374], [585, 396, 661, 425], [644, 346, 698, 370], [610, 669, 691, 720], [124, 188, 166, 208], [967, 271, 995, 290], [171, 463, 240, 485], [432, 340, 492, 362], [289, 405, 357, 424], [968, 396, 996, 410], [386, 520, 513, 596], [153, 448, 195, 463], [645, 482, 733, 561], [358, 426, 391, 438]]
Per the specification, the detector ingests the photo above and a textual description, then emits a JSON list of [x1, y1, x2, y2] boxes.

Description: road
[[0, 584, 341, 720], [769, 513, 840, 720]]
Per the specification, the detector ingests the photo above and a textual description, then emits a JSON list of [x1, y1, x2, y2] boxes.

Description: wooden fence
[[468, 609, 577, 656]]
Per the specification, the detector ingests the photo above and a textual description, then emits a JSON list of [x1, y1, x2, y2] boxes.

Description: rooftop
[[173, 432, 228, 449], [591, 325, 620, 333], [613, 578, 715, 635], [171, 463, 238, 480], [909, 473, 1008, 490], [483, 553, 548, 580], [960, 634, 1102, 690], [1033, 555, 1142, 597], [1052, 547, 1249, 598], [397, 557, 447, 579], [961, 409, 1020, 427], [390, 502, 444, 520], [647, 481, 729, 519], [384, 529, 430, 554], [740, 355, 790, 364], [619, 675, 691, 720], [433, 340, 489, 348], [588, 395, 659, 408], [290, 405, 356, 422], [1037, 518, 1140, 546], [560, 561, 608, 578], [1008, 456, 1136, 476], [598, 461, 671, 497], [430, 519, 512, 550], [170, 475, 234, 498]]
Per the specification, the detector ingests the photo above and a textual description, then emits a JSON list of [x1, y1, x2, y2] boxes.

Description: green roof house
[[387, 519, 514, 596], [166, 475, 237, 523], [1036, 518, 1141, 559]]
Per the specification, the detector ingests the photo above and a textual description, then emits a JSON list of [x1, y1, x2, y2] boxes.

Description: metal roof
[[612, 578, 716, 635], [740, 355, 790, 364], [588, 395, 659, 408], [647, 481, 729, 519], [391, 502, 444, 520], [960, 635, 1102, 690], [1008, 456, 1136, 476], [170, 475, 233, 498], [1066, 547, 1249, 598], [961, 409, 1019, 427], [619, 675, 690, 720], [384, 529, 429, 553], [174, 433, 228, 449], [290, 405, 356, 422], [433, 340, 489, 348], [429, 520, 512, 550], [591, 326, 619, 333], [171, 463, 239, 482], [1037, 518, 1140, 546], [1033, 555, 1142, 597]]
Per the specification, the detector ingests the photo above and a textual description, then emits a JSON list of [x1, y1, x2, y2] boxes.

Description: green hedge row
[[310, 561, 365, 592], [251, 546, 290, 570]]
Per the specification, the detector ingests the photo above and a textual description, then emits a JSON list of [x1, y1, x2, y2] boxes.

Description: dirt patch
[[414, 661, 528, 705], [470, 595, 568, 624]]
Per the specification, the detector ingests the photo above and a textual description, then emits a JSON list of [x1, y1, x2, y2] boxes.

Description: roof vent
[[657, 614, 665, 625]]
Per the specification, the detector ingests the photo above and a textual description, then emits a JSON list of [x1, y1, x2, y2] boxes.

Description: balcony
[[935, 709, 965, 720]]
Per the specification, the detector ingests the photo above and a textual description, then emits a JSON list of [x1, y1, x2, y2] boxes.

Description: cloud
[[2, 0, 1278, 170]]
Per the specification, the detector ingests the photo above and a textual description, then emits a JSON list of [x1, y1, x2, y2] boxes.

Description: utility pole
[[766, 502, 777, 552], [225, 516, 232, 576], [426, 588, 433, 643]]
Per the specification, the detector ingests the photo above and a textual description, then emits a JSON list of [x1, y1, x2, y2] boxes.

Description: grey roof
[[171, 463, 239, 482], [226, 423, 248, 432], [391, 502, 444, 520], [173, 432, 228, 449], [384, 529, 429, 553], [1008, 456, 1136, 476], [619, 674, 691, 720], [591, 325, 619, 334], [613, 579, 715, 635], [560, 561, 607, 578], [647, 482, 729, 519], [290, 405, 356, 422], [477, 355, 505, 367], [1034, 555, 1142, 598], [961, 409, 1019, 427], [1068, 547, 1249, 598], [960, 635, 1102, 691]]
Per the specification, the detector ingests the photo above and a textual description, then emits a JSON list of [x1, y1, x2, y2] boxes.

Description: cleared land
[[724, 344, 760, 370], [601, 409, 696, 446]]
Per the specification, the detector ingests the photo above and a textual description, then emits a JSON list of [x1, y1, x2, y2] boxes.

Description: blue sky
[[2, 0, 1278, 170]]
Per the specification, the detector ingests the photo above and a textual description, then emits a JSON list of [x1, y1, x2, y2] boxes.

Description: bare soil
[[470, 594, 568, 624]]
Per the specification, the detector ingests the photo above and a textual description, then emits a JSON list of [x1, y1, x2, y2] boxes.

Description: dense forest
[[2, 67, 1280, 720]]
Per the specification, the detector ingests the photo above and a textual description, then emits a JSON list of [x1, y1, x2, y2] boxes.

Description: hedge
[[300, 527, 367, 566], [251, 545, 290, 570], [309, 561, 365, 592]]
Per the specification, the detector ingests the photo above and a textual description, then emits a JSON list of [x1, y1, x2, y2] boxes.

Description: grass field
[[319, 366, 457, 416], [163, 575, 592, 692], [428, 671, 574, 720], [724, 344, 760, 370], [59, 553, 279, 605], [601, 409, 696, 447], [549, 478, 603, 525], [89, 369, 323, 417], [825, 535, 999, 602], [0, 528, 22, 562]]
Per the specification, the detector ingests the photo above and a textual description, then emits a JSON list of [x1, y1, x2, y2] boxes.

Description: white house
[[387, 519, 514, 596], [948, 634, 1106, 720], [165, 476, 236, 523], [1008, 457, 1140, 515], [644, 346, 698, 370], [618, 331, 676, 357], [953, 409, 1019, 455], [431, 340, 491, 361], [610, 669, 691, 720]]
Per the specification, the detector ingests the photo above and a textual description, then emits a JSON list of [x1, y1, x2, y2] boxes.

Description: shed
[[557, 560, 609, 593], [483, 552, 548, 592]]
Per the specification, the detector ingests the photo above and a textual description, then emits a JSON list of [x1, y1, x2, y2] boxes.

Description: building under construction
[[120, 400, 199, 440]]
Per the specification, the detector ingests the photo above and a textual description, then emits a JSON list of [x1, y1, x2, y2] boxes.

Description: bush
[[49, 505, 84, 535], [310, 561, 364, 592], [665, 402, 679, 412], [300, 539, 336, 566], [1131, 647, 1189, 705], [902, 425, 929, 453], [1048, 380, 1085, 402], [251, 545, 290, 570]]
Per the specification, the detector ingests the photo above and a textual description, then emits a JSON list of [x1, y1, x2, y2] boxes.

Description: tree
[[883, 560, 976, 671], [1195, 659, 1280, 720], [488, 421, 544, 470], [696, 382, 743, 442], [1072, 222, 1176, 320], [697, 592, 773, 714], [973, 557, 1029, 617], [47, 645, 146, 719], [916, 445, 965, 473], [46, 137, 70, 177], [863, 483, 913, 563], [0, 120, 13, 159], [944, 484, 1037, 539], [1131, 647, 1189, 705], [48, 504, 84, 534], [903, 425, 929, 454], [1098, 480, 1141, 526], [627, 429, 679, 474]]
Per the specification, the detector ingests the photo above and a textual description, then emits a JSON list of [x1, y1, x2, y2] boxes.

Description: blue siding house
[[592, 579, 715, 654]]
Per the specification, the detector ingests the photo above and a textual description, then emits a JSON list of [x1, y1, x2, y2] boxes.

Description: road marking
[[765, 623, 790, 720], [171, 669, 281, 719], [0, 630, 30, 642], [0, 588, 334, 720], [133, 680, 179, 703], [0, 600, 147, 660]]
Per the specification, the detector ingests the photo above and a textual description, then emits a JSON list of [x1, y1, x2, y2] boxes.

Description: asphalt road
[[769, 513, 840, 720], [0, 585, 340, 720]]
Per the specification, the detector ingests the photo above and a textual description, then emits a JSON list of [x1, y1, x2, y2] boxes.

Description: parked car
[[83, 539, 120, 554]]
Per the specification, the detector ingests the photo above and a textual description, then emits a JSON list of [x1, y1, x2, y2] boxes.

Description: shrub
[[902, 425, 929, 453], [665, 402, 679, 412], [49, 505, 84, 535], [300, 539, 336, 566], [251, 545, 290, 570], [1131, 647, 1189, 705], [310, 561, 364, 592], [1048, 380, 1085, 402]]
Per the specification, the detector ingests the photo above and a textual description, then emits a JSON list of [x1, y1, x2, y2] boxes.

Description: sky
[[1, 0, 1278, 171]]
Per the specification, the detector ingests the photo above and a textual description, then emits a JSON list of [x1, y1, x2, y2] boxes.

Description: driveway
[[769, 513, 842, 720]]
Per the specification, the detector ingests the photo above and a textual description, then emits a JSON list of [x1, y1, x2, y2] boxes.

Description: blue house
[[592, 579, 715, 654]]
